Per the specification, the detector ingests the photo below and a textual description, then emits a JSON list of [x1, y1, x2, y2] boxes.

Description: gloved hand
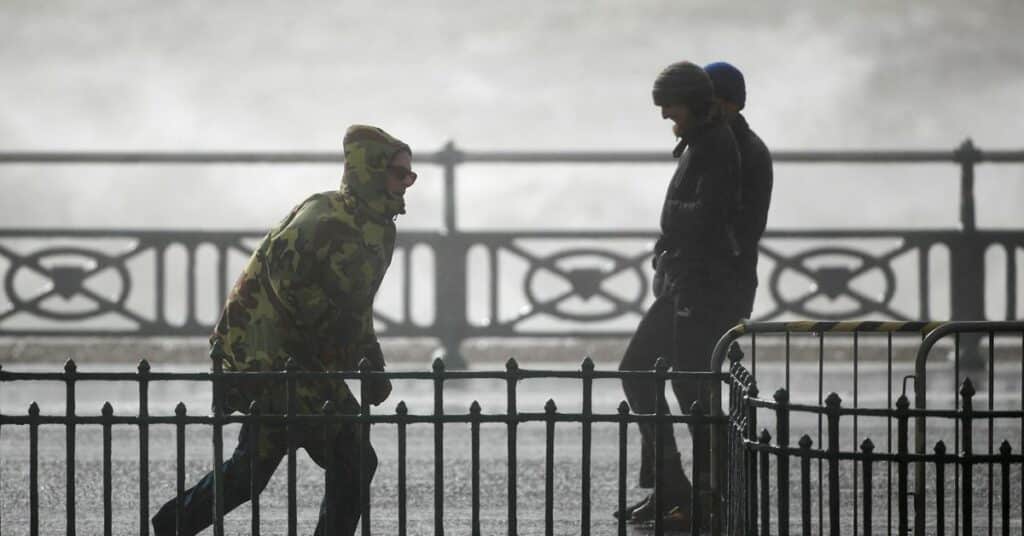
[[360, 342, 393, 406]]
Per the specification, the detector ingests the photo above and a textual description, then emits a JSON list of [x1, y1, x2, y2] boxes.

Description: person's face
[[660, 104, 695, 137], [385, 151, 416, 195]]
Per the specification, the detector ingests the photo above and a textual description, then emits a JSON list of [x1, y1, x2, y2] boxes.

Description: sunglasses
[[388, 165, 418, 183]]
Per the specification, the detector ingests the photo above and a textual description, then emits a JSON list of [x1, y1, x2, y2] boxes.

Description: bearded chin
[[388, 192, 407, 216]]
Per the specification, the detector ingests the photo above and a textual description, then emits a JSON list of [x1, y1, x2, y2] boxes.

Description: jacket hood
[[341, 125, 412, 219]]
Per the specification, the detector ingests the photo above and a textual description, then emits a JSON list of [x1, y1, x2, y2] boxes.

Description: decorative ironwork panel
[[2, 229, 1022, 340], [0, 230, 438, 337]]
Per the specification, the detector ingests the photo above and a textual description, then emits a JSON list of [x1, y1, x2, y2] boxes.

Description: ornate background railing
[[1, 140, 1022, 366]]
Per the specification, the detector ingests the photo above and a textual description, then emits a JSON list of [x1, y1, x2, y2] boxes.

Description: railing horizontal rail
[[2, 148, 1023, 165], [0, 368, 727, 382], [745, 398, 1024, 419], [740, 441, 1024, 465], [0, 412, 727, 426]]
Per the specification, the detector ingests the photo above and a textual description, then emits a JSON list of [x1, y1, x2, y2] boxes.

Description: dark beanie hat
[[704, 61, 746, 110], [652, 61, 713, 115]]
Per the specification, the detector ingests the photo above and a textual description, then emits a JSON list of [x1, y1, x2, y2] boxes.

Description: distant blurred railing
[[1, 140, 1023, 366]]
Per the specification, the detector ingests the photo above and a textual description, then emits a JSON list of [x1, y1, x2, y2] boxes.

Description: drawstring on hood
[[341, 125, 412, 220]]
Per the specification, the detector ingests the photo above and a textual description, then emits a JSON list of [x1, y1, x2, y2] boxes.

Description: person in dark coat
[[616, 60, 745, 529], [704, 61, 773, 318]]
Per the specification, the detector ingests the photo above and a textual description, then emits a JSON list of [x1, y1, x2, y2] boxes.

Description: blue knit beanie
[[704, 62, 746, 110]]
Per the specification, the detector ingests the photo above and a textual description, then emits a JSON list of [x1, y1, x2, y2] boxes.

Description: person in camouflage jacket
[[152, 125, 416, 536]]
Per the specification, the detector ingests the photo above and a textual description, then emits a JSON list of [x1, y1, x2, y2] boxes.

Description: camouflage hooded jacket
[[211, 125, 410, 414]]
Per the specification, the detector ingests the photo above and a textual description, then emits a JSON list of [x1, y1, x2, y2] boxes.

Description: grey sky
[[1, 1, 1022, 229]]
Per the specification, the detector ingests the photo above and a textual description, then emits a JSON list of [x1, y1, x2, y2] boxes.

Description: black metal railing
[[2, 141, 1023, 367], [2, 320, 1022, 534], [0, 355, 725, 536], [712, 320, 1024, 535]]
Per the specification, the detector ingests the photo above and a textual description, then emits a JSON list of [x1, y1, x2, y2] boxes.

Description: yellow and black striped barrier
[[732, 320, 944, 335]]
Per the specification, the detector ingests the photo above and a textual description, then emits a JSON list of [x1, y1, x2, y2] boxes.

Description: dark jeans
[[618, 294, 737, 497], [152, 397, 376, 536]]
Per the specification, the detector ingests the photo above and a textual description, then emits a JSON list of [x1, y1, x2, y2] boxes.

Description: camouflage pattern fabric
[[211, 125, 411, 415]]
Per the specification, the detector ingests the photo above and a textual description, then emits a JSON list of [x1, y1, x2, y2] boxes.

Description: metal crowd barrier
[[710, 320, 1024, 535]]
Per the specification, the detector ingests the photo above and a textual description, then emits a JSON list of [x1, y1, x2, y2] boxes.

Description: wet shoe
[[628, 495, 657, 524], [629, 492, 684, 524], [612, 492, 651, 520], [661, 505, 694, 531]]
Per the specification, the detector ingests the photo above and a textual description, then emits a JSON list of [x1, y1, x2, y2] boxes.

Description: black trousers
[[152, 398, 376, 536], [618, 294, 737, 496]]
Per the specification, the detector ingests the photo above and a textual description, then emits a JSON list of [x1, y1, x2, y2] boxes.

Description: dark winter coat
[[653, 118, 744, 313], [730, 113, 773, 317]]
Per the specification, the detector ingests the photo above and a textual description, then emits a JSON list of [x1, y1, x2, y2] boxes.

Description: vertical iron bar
[[746, 384, 759, 536], [957, 138, 977, 231], [402, 242, 412, 322], [785, 331, 791, 393], [468, 401, 480, 536], [581, 357, 594, 535], [506, 358, 519, 536], [653, 357, 668, 536], [30, 402, 41, 536], [751, 332, 757, 378], [800, 435, 813, 536], [398, 401, 410, 536], [818, 333, 824, 536], [853, 332, 859, 536], [998, 441, 1010, 536], [898, 395, 910, 536], [217, 244, 228, 305], [775, 388, 790, 536], [212, 353, 226, 536], [916, 328, 927, 536], [359, 359, 372, 536], [954, 333, 960, 532], [435, 141, 467, 368], [138, 360, 150, 536], [960, 379, 975, 536], [175, 402, 187, 536], [441, 140, 457, 233], [617, 401, 629, 536], [936, 441, 947, 536], [156, 246, 166, 324], [988, 332, 994, 535], [249, 402, 260, 536], [65, 359, 77, 536], [433, 358, 445, 536], [723, 341, 745, 536], [545, 399, 556, 536], [887, 332, 893, 533], [920, 244, 931, 318], [692, 400, 707, 536], [862, 439, 874, 536], [759, 430, 771, 536], [286, 359, 298, 536], [951, 140, 985, 369], [102, 402, 112, 536], [488, 246, 498, 326], [826, 393, 842, 536], [1007, 244, 1017, 319], [185, 247, 196, 326], [323, 401, 337, 536]]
